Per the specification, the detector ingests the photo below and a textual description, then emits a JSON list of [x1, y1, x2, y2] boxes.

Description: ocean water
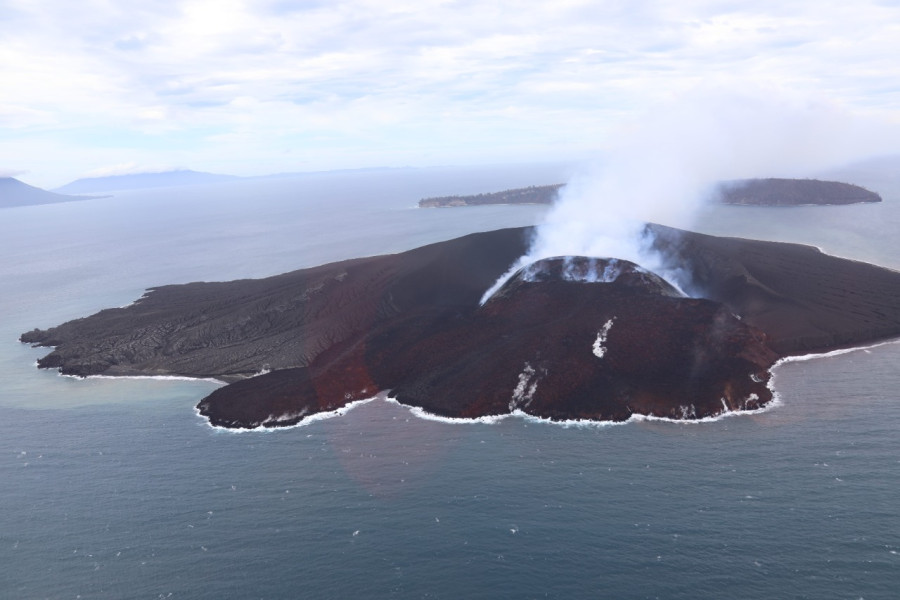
[[1, 165, 899, 599]]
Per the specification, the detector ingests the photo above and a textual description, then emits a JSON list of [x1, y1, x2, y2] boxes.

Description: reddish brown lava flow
[[22, 226, 900, 429]]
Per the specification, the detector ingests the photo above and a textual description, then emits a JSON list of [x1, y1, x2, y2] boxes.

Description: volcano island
[[21, 225, 900, 429]]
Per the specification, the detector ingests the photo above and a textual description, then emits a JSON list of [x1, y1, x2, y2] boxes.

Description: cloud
[[83, 162, 184, 178], [0, 167, 28, 178], [0, 104, 58, 129], [2, 0, 900, 186]]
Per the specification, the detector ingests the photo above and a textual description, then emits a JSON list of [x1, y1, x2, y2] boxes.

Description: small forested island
[[418, 184, 564, 207], [418, 178, 880, 208], [715, 178, 881, 206], [22, 225, 900, 429]]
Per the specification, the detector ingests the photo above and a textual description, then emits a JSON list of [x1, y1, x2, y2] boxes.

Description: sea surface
[[1, 164, 898, 599]]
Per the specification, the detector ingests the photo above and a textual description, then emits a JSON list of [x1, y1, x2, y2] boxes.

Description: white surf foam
[[199, 338, 899, 432], [118, 291, 153, 309], [384, 396, 511, 424], [626, 398, 782, 425], [197, 396, 379, 433], [764, 338, 900, 409], [771, 338, 900, 366], [60, 372, 226, 384], [385, 397, 778, 428]]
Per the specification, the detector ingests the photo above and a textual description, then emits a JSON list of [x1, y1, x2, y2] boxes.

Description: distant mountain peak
[[54, 169, 240, 194], [1, 177, 98, 209]]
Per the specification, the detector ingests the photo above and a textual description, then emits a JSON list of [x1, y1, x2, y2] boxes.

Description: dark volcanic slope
[[22, 228, 531, 380], [716, 178, 881, 206], [650, 225, 900, 355], [376, 258, 777, 422], [22, 226, 900, 429]]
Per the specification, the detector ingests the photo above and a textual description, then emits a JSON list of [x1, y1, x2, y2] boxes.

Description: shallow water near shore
[[2, 165, 899, 598]]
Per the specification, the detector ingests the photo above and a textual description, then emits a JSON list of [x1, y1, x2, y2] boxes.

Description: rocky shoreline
[[22, 226, 900, 429]]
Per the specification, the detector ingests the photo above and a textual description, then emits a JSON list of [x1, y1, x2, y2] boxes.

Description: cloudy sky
[[3, 0, 900, 188]]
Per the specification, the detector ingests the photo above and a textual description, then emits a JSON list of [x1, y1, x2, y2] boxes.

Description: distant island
[[714, 178, 881, 206], [419, 184, 564, 207], [22, 225, 900, 429], [1, 177, 102, 209], [418, 179, 880, 208], [55, 169, 240, 194]]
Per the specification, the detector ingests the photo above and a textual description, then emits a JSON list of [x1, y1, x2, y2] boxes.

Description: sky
[[2, 0, 900, 188]]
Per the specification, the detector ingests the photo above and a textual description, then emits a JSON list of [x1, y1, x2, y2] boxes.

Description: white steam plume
[[482, 86, 895, 303]]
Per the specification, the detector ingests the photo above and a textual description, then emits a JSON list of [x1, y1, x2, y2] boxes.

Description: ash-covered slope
[[21, 228, 531, 380], [22, 226, 900, 429], [650, 225, 900, 355]]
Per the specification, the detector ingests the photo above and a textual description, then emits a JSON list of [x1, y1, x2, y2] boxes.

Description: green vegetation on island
[[418, 178, 881, 209], [418, 184, 564, 207]]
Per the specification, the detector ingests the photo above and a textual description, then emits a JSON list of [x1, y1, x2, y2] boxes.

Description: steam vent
[[22, 226, 900, 429]]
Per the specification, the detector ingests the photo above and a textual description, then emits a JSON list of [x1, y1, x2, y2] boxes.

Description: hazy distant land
[[55, 170, 240, 194], [0, 177, 102, 209], [53, 166, 419, 194], [10, 167, 881, 209], [419, 178, 880, 208]]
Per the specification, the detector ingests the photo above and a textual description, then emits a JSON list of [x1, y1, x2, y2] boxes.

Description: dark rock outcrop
[[715, 178, 881, 206], [22, 226, 900, 429]]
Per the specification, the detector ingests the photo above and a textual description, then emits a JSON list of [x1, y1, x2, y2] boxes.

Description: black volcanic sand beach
[[22, 226, 900, 428]]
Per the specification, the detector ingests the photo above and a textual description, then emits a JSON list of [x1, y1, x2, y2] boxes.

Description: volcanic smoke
[[482, 87, 888, 303]]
